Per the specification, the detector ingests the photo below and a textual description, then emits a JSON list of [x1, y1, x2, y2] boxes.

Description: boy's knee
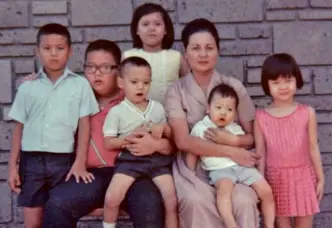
[[104, 193, 123, 209]]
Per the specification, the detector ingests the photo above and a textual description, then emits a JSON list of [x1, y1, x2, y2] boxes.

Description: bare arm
[[9, 123, 23, 169], [125, 131, 175, 156], [308, 107, 324, 184], [179, 55, 190, 77], [66, 116, 95, 183], [75, 116, 90, 166], [237, 120, 254, 148], [208, 121, 254, 148], [104, 136, 128, 150], [8, 122, 23, 193], [169, 117, 259, 166], [254, 119, 266, 175]]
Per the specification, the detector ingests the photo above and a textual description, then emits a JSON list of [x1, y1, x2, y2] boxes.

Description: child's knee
[[104, 193, 123, 209], [258, 183, 274, 201]]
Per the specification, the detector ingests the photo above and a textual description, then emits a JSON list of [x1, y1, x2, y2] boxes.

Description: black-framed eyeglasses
[[84, 64, 118, 74]]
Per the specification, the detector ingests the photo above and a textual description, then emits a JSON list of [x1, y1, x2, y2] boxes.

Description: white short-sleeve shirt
[[103, 98, 166, 137], [190, 115, 245, 170]]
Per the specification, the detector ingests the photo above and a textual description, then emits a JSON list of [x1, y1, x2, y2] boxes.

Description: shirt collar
[[202, 115, 218, 128], [37, 67, 72, 80]]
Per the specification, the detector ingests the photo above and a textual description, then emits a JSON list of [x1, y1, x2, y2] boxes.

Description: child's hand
[[204, 128, 236, 145], [8, 165, 21, 194], [316, 179, 324, 201], [150, 123, 165, 139], [133, 122, 151, 134], [65, 161, 95, 184]]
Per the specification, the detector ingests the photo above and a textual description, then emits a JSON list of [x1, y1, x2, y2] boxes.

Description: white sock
[[103, 221, 116, 228]]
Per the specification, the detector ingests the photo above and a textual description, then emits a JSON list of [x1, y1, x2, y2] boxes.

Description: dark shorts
[[114, 150, 172, 179], [18, 151, 74, 207]]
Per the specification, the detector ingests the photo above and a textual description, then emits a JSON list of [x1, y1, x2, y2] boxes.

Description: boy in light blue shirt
[[7, 23, 99, 228]]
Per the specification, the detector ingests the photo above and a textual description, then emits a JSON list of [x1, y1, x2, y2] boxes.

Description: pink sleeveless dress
[[256, 104, 320, 217]]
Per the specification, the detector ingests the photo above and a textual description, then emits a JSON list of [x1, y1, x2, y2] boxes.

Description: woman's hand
[[204, 128, 238, 146], [125, 131, 157, 156], [230, 147, 260, 167]]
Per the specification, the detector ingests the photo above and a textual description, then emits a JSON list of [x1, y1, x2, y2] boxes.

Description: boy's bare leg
[[216, 179, 238, 228], [251, 179, 275, 228], [23, 207, 43, 228], [153, 174, 178, 228], [103, 173, 135, 224]]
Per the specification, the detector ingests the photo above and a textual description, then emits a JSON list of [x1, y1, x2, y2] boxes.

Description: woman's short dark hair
[[208, 84, 239, 107], [261, 53, 304, 96], [181, 18, 220, 50], [84, 39, 122, 65], [131, 3, 174, 49]]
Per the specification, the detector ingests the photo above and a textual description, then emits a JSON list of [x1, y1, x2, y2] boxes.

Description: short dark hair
[[119, 56, 151, 77], [131, 3, 174, 49], [181, 18, 220, 50], [208, 84, 239, 107], [261, 53, 304, 96], [84, 39, 122, 65], [37, 23, 71, 46]]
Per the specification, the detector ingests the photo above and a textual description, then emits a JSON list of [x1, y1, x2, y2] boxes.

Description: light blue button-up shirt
[[8, 68, 99, 153]]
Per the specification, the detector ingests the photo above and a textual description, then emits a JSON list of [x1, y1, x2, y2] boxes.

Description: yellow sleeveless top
[[123, 48, 181, 104]]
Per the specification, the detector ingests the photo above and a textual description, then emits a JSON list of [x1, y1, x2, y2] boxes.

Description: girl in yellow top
[[123, 3, 189, 103]]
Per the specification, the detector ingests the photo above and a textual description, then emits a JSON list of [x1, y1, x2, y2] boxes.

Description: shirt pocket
[[60, 92, 80, 128]]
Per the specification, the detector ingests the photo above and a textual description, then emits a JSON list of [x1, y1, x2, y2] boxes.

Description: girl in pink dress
[[254, 53, 325, 228]]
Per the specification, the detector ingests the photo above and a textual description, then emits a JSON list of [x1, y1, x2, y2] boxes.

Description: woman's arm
[[205, 121, 254, 149], [125, 132, 175, 156], [179, 55, 189, 77], [308, 107, 325, 200], [104, 136, 129, 150], [169, 117, 259, 167], [254, 119, 266, 175], [237, 121, 254, 148]]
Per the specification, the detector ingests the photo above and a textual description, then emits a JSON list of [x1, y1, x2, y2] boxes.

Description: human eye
[[101, 65, 112, 73], [84, 64, 95, 72], [131, 80, 137, 84]]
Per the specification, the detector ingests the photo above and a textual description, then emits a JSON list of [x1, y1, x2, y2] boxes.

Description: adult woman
[[165, 18, 260, 227], [41, 40, 173, 228]]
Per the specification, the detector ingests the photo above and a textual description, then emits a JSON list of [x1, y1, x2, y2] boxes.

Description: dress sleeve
[[164, 82, 186, 119]]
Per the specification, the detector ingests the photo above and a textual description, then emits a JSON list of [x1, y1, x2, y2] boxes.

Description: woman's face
[[185, 31, 219, 74], [84, 50, 118, 97]]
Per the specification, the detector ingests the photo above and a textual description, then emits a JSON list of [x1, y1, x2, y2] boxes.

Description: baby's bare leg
[[103, 173, 135, 223], [216, 179, 238, 228], [251, 179, 275, 228], [153, 174, 178, 228]]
